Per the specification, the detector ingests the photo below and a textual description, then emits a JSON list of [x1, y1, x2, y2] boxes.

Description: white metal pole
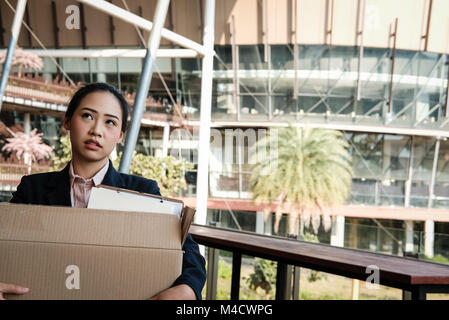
[[23, 48, 199, 59], [76, 0, 207, 56], [0, 0, 27, 112], [119, 0, 170, 173], [195, 0, 216, 225]]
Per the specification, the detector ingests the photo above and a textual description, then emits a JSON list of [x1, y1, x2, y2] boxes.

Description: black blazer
[[10, 160, 206, 300]]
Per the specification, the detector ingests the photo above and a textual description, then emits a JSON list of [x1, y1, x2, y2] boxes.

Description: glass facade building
[[4, 44, 449, 212], [1, 0, 449, 261], [178, 45, 449, 130], [171, 45, 449, 212]]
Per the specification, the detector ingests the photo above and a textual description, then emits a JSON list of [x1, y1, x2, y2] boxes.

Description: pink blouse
[[69, 161, 109, 208]]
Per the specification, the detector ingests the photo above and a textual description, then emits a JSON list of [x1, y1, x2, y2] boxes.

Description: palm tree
[[2, 128, 53, 174], [250, 126, 352, 236], [0, 46, 43, 77]]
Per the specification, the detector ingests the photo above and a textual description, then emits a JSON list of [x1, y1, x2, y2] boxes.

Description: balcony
[[192, 224, 449, 300], [0, 163, 49, 191]]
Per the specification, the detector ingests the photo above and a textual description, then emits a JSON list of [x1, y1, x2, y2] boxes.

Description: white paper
[[88, 186, 182, 218]]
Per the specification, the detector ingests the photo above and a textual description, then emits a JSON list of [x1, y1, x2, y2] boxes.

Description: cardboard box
[[0, 190, 195, 300]]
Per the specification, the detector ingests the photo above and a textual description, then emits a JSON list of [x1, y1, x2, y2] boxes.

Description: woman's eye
[[82, 113, 93, 120], [106, 119, 117, 126]]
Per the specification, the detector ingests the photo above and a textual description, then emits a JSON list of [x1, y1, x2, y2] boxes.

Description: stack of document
[[88, 185, 183, 219]]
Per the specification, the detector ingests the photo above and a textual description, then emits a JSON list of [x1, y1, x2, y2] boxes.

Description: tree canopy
[[250, 126, 352, 235]]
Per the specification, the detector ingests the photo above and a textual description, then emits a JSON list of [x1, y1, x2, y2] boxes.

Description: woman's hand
[[149, 284, 196, 300], [0, 282, 29, 300]]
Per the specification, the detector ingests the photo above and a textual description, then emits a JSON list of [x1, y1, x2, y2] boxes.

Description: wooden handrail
[[190, 224, 449, 300]]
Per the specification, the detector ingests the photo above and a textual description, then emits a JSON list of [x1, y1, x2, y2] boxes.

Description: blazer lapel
[[100, 160, 125, 188], [45, 163, 72, 206]]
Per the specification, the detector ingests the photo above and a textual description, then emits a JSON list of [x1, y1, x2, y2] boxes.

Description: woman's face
[[63, 91, 123, 165]]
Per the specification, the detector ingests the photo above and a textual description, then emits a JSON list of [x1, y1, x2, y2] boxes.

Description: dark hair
[[65, 82, 129, 133]]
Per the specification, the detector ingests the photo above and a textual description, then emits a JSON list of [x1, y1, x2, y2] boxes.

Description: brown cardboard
[[0, 201, 195, 300]]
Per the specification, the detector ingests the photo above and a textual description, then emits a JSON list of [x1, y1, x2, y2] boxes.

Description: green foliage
[[250, 126, 353, 235], [217, 260, 233, 280], [246, 258, 277, 297], [300, 291, 342, 300], [112, 151, 194, 197], [303, 231, 320, 243], [308, 269, 327, 283], [424, 254, 449, 264], [219, 250, 233, 258], [51, 134, 72, 171], [299, 290, 315, 300], [215, 260, 233, 300]]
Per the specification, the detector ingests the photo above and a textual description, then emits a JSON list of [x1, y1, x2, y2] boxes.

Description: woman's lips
[[85, 140, 102, 151]]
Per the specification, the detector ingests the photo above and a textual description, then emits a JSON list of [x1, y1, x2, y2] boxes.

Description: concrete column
[[264, 212, 272, 235], [424, 138, 440, 258], [424, 220, 434, 258], [331, 215, 345, 247], [382, 137, 391, 181], [404, 220, 414, 253], [404, 136, 415, 207], [256, 211, 264, 234], [161, 124, 170, 158], [23, 113, 32, 173], [24, 113, 31, 135], [97, 72, 106, 83], [428, 137, 441, 208], [209, 129, 222, 197]]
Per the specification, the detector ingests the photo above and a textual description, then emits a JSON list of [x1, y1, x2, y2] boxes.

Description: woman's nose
[[89, 120, 103, 137]]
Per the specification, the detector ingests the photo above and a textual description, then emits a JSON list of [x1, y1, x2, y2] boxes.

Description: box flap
[[0, 203, 181, 250], [180, 206, 196, 246]]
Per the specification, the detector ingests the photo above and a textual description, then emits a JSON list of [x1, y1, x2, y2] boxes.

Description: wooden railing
[[5, 75, 76, 105], [190, 224, 449, 300], [4, 75, 187, 122], [0, 163, 50, 186]]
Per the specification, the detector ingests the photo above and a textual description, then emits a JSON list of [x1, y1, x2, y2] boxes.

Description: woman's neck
[[71, 156, 108, 179]]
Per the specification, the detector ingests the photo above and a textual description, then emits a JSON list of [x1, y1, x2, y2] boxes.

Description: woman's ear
[[63, 117, 70, 131], [118, 131, 124, 143]]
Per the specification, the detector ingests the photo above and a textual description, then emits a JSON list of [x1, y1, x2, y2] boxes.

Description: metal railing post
[[230, 252, 242, 300], [292, 266, 301, 299], [206, 247, 219, 300], [275, 262, 288, 300], [0, 0, 27, 112]]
